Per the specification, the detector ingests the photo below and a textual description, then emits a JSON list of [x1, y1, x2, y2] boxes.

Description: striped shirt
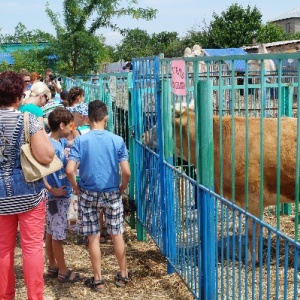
[[0, 108, 46, 215]]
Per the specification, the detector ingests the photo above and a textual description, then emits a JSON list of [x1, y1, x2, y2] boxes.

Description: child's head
[[71, 102, 89, 127], [67, 86, 84, 107], [60, 90, 69, 107], [48, 107, 74, 138], [88, 100, 108, 123]]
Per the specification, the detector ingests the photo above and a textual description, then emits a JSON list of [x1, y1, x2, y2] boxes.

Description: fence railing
[[65, 51, 300, 299]]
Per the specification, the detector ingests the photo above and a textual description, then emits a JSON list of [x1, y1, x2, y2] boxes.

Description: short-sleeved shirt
[[42, 102, 63, 119], [46, 138, 72, 199], [68, 130, 128, 192], [19, 103, 43, 118]]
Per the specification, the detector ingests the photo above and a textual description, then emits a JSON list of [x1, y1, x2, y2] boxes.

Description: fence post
[[161, 77, 176, 273], [196, 79, 216, 299], [280, 86, 293, 215], [132, 60, 147, 242], [127, 73, 137, 229]]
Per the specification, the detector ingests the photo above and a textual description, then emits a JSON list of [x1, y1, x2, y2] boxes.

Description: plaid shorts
[[77, 188, 124, 236], [46, 197, 70, 240]]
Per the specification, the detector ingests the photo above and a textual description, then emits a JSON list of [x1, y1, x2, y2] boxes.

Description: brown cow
[[142, 107, 298, 261]]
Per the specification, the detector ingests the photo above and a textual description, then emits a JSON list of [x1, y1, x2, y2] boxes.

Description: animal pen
[[66, 50, 300, 300]]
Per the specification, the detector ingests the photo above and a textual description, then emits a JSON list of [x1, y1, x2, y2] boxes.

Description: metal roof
[[243, 40, 300, 50], [271, 6, 300, 21], [0, 52, 14, 64], [203, 48, 247, 71]]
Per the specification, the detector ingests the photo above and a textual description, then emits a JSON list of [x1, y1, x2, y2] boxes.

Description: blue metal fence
[[136, 52, 300, 299], [66, 51, 300, 299]]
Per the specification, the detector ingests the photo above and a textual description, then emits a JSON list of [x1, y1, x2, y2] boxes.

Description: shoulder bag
[[20, 112, 63, 182]]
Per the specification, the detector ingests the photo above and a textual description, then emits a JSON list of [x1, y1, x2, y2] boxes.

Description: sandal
[[57, 269, 82, 283], [84, 277, 105, 292], [115, 272, 130, 287], [46, 267, 59, 278]]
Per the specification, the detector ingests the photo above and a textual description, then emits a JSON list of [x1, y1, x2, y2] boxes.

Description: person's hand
[[50, 186, 67, 197], [73, 184, 80, 195], [119, 184, 127, 195]]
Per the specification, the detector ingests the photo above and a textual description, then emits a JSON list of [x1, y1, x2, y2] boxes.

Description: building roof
[[271, 6, 300, 21], [243, 40, 300, 51], [203, 48, 247, 71], [0, 52, 14, 64]]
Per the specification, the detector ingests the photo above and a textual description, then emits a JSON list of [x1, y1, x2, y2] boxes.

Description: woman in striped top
[[0, 71, 55, 300]]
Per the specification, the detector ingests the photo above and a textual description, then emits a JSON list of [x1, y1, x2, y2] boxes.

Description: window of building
[[285, 22, 291, 33]]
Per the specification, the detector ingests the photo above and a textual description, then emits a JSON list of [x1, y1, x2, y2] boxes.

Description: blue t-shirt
[[46, 138, 72, 198], [68, 130, 129, 192]]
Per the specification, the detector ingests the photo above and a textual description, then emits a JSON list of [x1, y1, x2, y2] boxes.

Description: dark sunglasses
[[24, 80, 30, 83], [44, 94, 49, 103]]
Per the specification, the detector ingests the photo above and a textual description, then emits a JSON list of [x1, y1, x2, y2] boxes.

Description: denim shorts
[[46, 197, 70, 240], [77, 188, 124, 236]]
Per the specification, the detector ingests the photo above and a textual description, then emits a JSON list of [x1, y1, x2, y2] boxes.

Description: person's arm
[[66, 160, 80, 195], [52, 80, 62, 93], [31, 129, 54, 164], [119, 160, 131, 195], [43, 178, 67, 197]]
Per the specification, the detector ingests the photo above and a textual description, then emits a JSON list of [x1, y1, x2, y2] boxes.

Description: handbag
[[20, 112, 63, 182], [67, 194, 78, 222]]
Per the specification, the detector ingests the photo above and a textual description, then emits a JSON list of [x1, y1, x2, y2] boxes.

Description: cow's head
[[142, 102, 195, 151]]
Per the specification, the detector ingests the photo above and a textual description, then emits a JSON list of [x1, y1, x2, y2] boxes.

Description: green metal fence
[[64, 51, 300, 299]]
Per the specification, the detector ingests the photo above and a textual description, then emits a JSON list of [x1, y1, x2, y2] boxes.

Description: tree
[[0, 22, 54, 44], [112, 29, 153, 61], [151, 31, 180, 57], [46, 0, 157, 74], [206, 3, 262, 48], [180, 19, 214, 50], [0, 23, 54, 73], [256, 22, 289, 43]]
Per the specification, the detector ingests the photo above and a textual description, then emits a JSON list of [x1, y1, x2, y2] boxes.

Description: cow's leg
[[247, 198, 262, 263]]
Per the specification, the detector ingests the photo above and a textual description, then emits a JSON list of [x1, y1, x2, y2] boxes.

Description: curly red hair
[[0, 71, 24, 106]]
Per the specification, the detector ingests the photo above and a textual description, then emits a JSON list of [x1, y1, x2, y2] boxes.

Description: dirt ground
[[14, 224, 194, 300]]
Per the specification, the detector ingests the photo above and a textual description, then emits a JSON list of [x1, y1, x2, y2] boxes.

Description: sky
[[1, 1, 300, 46]]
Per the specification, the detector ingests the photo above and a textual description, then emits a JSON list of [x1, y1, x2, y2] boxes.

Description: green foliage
[[113, 29, 153, 61], [50, 31, 106, 74], [11, 49, 50, 73], [181, 24, 211, 49], [257, 22, 290, 43], [45, 0, 157, 74], [151, 31, 179, 55], [1, 22, 54, 44], [0, 23, 54, 73], [0, 62, 13, 72], [112, 29, 186, 60], [208, 3, 262, 48], [3, 1, 300, 75]]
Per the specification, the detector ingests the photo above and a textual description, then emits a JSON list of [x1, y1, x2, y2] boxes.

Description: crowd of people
[[0, 70, 131, 299]]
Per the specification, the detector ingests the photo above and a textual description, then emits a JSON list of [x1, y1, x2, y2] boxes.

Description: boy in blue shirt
[[66, 100, 131, 291], [44, 107, 82, 283], [71, 102, 107, 244]]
